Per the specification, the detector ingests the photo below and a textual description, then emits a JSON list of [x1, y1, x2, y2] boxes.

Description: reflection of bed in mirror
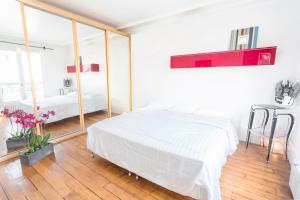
[[17, 92, 107, 123]]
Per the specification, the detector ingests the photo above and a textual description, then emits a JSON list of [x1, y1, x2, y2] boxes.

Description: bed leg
[[91, 152, 94, 158], [135, 175, 139, 180], [128, 171, 132, 176]]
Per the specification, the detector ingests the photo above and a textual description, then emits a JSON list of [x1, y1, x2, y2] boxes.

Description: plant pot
[[6, 137, 28, 149], [19, 143, 54, 166]]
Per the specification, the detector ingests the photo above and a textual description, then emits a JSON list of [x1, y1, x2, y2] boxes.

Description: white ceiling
[[38, 0, 229, 29], [0, 0, 242, 45], [0, 0, 104, 46]]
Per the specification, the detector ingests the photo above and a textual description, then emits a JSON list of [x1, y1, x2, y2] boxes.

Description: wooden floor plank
[[22, 166, 64, 200], [53, 150, 120, 200], [32, 157, 101, 200], [0, 184, 8, 200], [0, 160, 45, 200], [105, 183, 140, 200]]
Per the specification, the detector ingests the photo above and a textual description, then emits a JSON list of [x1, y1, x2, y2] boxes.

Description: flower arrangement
[[0, 107, 55, 140]]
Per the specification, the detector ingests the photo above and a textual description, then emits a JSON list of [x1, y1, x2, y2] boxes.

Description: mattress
[[18, 93, 107, 123], [87, 107, 238, 200]]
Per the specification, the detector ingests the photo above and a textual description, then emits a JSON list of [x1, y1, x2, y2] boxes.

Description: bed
[[87, 105, 239, 200], [18, 92, 107, 123]]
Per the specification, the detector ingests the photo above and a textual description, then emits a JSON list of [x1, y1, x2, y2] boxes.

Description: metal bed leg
[[91, 152, 94, 158], [128, 171, 132, 176], [135, 175, 139, 180]]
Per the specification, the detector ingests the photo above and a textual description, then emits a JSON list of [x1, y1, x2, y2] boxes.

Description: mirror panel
[[110, 33, 130, 115], [24, 6, 81, 139], [0, 0, 35, 156], [76, 23, 109, 128]]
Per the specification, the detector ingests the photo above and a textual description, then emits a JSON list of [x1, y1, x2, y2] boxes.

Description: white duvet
[[18, 93, 107, 123], [87, 107, 238, 200]]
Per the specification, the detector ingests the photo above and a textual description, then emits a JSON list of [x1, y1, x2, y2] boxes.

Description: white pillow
[[137, 103, 174, 111], [193, 107, 233, 120], [169, 104, 200, 113]]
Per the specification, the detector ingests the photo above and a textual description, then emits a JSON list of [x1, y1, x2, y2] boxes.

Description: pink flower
[[1, 108, 9, 116]]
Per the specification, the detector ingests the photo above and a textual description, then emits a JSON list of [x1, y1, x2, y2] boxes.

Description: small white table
[[290, 161, 300, 199]]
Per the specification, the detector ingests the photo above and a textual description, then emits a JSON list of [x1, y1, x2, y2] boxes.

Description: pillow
[[137, 103, 174, 111], [193, 107, 233, 120], [168, 104, 201, 113], [66, 91, 77, 96]]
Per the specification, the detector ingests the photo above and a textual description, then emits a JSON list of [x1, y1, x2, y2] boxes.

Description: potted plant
[[18, 108, 56, 166], [19, 132, 53, 166], [0, 108, 55, 150], [1, 108, 33, 149]]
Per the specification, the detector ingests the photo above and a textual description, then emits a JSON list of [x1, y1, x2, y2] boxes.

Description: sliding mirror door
[[0, 0, 36, 156], [24, 6, 81, 139], [76, 23, 108, 128], [110, 33, 130, 115]]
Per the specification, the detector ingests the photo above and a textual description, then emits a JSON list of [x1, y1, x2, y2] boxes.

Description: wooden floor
[[45, 111, 110, 139], [0, 135, 292, 200], [0, 111, 108, 155]]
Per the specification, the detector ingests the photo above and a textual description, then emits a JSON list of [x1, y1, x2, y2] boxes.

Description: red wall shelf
[[170, 46, 277, 69], [67, 64, 100, 73]]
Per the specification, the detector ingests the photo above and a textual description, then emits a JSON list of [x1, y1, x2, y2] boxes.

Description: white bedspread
[[18, 93, 107, 123], [87, 108, 238, 200]]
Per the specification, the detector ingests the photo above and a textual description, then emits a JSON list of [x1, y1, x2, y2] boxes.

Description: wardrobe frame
[[0, 0, 133, 162]]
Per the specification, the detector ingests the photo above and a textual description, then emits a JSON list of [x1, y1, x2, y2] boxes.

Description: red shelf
[[170, 47, 277, 69], [67, 64, 100, 73]]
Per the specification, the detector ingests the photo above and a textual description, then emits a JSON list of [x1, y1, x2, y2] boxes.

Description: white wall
[[77, 38, 107, 95], [40, 44, 69, 97], [130, 0, 300, 160], [110, 34, 130, 114]]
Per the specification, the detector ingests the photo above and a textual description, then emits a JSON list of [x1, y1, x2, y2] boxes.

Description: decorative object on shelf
[[63, 78, 72, 88], [170, 46, 277, 68], [275, 80, 300, 106], [229, 26, 259, 50], [67, 56, 100, 73], [0, 107, 55, 151], [67, 64, 100, 73]]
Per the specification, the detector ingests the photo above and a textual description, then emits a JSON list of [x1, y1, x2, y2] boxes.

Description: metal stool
[[246, 104, 295, 161]]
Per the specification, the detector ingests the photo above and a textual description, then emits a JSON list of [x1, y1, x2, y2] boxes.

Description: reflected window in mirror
[[76, 22, 110, 128], [24, 5, 82, 139]]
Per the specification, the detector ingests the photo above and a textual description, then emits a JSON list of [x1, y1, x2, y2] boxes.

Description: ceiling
[[38, 0, 230, 29], [0, 0, 104, 46], [0, 0, 244, 45]]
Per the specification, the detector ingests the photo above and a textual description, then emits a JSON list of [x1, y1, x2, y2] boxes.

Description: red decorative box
[[170, 46, 277, 69], [67, 64, 100, 73]]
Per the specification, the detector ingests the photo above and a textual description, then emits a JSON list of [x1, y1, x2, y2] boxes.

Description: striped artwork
[[229, 26, 259, 50]]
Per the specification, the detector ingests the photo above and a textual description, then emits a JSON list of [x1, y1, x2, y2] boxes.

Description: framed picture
[[229, 26, 259, 50]]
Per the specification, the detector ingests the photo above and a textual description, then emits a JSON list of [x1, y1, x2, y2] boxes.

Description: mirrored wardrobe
[[0, 0, 132, 160], [0, 0, 35, 156]]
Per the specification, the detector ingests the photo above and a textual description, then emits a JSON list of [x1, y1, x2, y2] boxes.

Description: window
[[0, 49, 44, 103], [21, 51, 44, 98], [0, 50, 21, 102]]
